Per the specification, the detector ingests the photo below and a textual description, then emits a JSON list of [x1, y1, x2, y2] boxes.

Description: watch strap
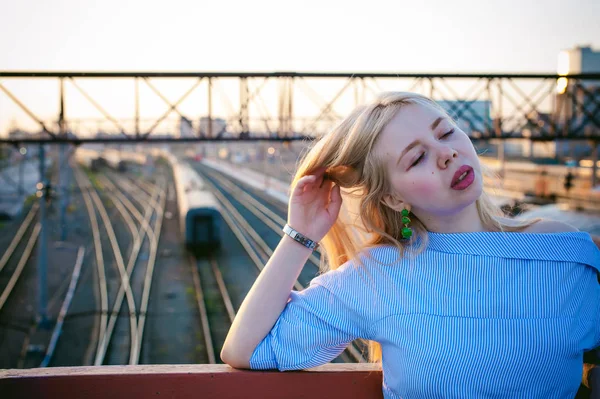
[[282, 224, 319, 250]]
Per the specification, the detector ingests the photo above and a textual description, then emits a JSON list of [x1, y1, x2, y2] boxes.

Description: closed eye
[[411, 153, 424, 167], [409, 129, 453, 168], [441, 129, 455, 139]]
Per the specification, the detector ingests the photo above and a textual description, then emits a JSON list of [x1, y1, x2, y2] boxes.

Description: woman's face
[[373, 102, 483, 217]]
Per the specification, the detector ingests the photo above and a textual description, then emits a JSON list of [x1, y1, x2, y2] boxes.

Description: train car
[[172, 159, 222, 251], [119, 151, 148, 170], [100, 149, 126, 172], [74, 148, 101, 171]]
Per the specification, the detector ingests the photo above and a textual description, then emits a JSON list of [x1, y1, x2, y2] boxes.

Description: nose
[[437, 146, 458, 169]]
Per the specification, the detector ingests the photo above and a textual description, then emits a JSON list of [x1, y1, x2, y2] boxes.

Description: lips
[[451, 165, 474, 190]]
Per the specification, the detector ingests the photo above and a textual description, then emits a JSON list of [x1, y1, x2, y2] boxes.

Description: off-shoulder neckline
[[427, 231, 588, 237], [414, 231, 599, 267]]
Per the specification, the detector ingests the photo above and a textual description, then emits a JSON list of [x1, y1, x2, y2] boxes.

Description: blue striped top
[[250, 232, 600, 398]]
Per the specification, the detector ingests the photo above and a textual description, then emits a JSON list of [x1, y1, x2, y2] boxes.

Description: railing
[[0, 364, 384, 399], [1, 363, 599, 398]]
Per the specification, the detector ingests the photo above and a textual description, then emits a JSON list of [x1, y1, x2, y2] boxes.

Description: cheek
[[409, 178, 438, 197], [397, 176, 439, 201]]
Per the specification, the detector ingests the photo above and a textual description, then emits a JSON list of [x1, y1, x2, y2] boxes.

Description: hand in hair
[[288, 168, 343, 243]]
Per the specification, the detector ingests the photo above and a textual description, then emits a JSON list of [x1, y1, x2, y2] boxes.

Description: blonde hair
[[291, 92, 541, 362]]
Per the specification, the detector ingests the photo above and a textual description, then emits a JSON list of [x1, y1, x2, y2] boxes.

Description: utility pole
[[37, 144, 48, 325], [59, 78, 68, 241], [18, 148, 25, 197]]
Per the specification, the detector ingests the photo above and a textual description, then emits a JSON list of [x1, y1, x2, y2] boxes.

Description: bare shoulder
[[522, 219, 580, 233], [496, 216, 579, 233]]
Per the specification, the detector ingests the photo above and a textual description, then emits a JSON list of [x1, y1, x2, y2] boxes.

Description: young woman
[[221, 92, 600, 398]]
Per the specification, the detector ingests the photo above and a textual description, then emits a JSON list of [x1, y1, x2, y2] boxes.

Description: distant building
[[199, 117, 227, 137], [179, 116, 194, 138], [558, 45, 600, 82], [437, 100, 492, 137], [8, 128, 30, 140], [555, 45, 600, 138]]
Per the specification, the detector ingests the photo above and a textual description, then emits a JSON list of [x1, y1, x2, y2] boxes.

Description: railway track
[[0, 204, 41, 315], [2, 154, 367, 368], [72, 166, 166, 366]]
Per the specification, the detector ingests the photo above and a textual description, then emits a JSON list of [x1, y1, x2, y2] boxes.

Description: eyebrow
[[395, 117, 446, 166], [396, 140, 421, 166], [430, 116, 444, 131]]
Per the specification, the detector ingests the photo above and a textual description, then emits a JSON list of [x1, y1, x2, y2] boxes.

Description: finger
[[319, 173, 328, 188], [328, 184, 343, 215], [312, 179, 332, 197], [292, 175, 317, 196], [298, 174, 318, 187], [308, 166, 327, 177]]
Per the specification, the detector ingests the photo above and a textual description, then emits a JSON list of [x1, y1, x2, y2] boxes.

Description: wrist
[[282, 224, 319, 251], [280, 235, 315, 256]]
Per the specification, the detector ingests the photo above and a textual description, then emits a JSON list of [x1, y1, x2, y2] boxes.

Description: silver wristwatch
[[282, 224, 319, 250]]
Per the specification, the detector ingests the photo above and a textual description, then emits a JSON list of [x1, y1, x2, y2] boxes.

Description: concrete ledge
[[0, 364, 384, 399], [2, 363, 597, 398]]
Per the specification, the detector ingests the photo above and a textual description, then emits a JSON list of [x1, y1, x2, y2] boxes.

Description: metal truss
[[0, 71, 599, 144]]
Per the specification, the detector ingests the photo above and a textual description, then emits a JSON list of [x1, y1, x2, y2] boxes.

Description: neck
[[415, 202, 488, 233]]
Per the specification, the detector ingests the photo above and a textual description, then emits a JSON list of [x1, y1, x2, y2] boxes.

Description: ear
[[382, 193, 407, 213]]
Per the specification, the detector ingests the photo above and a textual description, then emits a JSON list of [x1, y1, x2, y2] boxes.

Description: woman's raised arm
[[220, 169, 342, 368]]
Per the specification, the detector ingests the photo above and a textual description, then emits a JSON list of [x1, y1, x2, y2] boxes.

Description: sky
[[0, 0, 599, 134]]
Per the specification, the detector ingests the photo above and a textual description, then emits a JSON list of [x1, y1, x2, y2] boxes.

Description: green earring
[[401, 209, 413, 239]]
